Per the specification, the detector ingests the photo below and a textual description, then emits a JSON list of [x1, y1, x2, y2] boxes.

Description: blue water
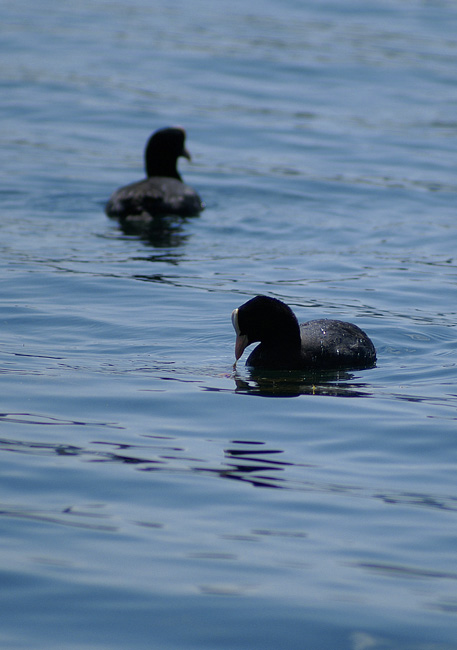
[[1, 1, 457, 648]]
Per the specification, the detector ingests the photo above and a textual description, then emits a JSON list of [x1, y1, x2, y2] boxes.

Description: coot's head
[[144, 127, 191, 180], [231, 295, 300, 361]]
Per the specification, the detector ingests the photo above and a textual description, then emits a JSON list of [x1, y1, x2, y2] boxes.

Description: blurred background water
[[1, 1, 457, 648]]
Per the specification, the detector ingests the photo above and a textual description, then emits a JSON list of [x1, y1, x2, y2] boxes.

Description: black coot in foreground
[[105, 127, 204, 220], [232, 295, 376, 371]]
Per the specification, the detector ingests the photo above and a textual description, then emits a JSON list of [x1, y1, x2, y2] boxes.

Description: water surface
[[1, 1, 457, 648]]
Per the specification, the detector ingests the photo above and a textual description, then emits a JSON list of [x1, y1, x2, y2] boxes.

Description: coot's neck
[[257, 308, 302, 353], [271, 316, 302, 351], [248, 315, 302, 369], [145, 153, 182, 181]]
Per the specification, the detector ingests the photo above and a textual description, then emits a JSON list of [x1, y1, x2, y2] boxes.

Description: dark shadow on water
[[233, 367, 375, 398], [207, 440, 295, 489], [4, 426, 457, 503]]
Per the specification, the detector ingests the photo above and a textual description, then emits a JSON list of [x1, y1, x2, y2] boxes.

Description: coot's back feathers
[[232, 295, 376, 371], [105, 127, 203, 220], [105, 177, 202, 219]]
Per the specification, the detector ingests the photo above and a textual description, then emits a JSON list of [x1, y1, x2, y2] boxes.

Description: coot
[[105, 127, 204, 220], [232, 295, 376, 370]]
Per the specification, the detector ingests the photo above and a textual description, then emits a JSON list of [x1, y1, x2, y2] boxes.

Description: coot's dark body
[[232, 296, 376, 371], [105, 176, 202, 219], [105, 127, 203, 220]]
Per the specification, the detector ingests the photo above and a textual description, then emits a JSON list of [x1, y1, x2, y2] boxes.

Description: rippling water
[[1, 1, 457, 648]]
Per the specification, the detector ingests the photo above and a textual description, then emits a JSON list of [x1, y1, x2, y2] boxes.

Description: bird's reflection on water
[[116, 213, 195, 248], [232, 366, 374, 398]]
